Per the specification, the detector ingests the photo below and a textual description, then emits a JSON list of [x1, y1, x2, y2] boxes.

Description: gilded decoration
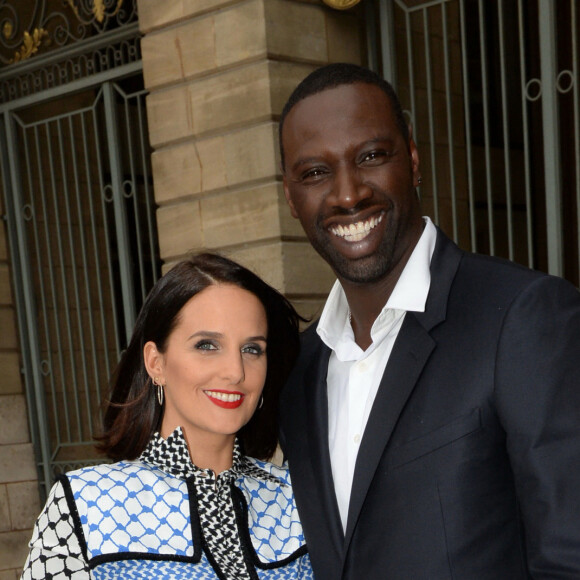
[[0, 0, 136, 66], [11, 28, 49, 64], [322, 0, 362, 9]]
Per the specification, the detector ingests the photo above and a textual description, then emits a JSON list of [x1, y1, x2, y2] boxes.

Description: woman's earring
[[153, 377, 164, 406], [258, 395, 264, 409], [417, 176, 423, 185]]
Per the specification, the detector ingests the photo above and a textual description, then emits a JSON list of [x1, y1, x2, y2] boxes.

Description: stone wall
[[137, 0, 364, 320], [0, 0, 364, 571], [0, 199, 40, 577]]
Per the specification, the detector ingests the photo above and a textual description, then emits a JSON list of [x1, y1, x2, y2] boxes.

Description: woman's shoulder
[[243, 456, 293, 486], [63, 458, 186, 501]]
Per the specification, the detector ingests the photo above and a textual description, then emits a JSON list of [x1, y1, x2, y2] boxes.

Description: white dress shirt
[[316, 217, 437, 531]]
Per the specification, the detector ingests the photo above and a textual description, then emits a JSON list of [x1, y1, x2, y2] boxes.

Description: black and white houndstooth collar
[[140, 427, 286, 579], [139, 426, 284, 486]]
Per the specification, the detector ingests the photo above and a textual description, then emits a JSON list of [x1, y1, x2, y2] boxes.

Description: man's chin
[[329, 254, 393, 285]]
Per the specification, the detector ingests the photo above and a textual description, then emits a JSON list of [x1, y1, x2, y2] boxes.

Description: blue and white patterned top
[[21, 428, 313, 579]]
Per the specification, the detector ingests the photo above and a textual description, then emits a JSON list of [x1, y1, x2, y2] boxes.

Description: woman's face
[[144, 284, 268, 448]]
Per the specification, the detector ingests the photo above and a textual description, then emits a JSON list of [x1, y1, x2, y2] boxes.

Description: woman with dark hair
[[22, 253, 313, 579]]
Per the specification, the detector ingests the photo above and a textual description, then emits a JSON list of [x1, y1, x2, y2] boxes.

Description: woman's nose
[[221, 351, 245, 384]]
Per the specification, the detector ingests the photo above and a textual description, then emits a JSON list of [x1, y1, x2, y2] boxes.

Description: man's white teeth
[[206, 391, 242, 402], [331, 214, 383, 242]]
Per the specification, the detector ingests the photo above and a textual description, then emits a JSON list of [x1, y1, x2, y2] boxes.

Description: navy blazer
[[279, 230, 580, 579]]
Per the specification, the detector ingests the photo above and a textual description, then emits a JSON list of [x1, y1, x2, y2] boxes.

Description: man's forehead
[[287, 83, 391, 122], [283, 83, 395, 137]]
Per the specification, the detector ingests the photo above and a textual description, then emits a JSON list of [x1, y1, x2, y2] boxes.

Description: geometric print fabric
[[21, 427, 313, 579]]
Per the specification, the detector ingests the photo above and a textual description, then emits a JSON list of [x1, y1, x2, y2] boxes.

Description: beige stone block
[[0, 529, 31, 571], [224, 243, 285, 290], [0, 309, 17, 350], [146, 86, 192, 148], [137, 0, 237, 33], [0, 396, 29, 445], [282, 242, 335, 295], [6, 482, 40, 531], [224, 123, 278, 185], [152, 137, 228, 204], [265, 0, 327, 61], [225, 241, 335, 295], [157, 201, 203, 259], [141, 18, 216, 89], [152, 143, 202, 203], [189, 63, 272, 135], [269, 61, 319, 115], [215, 0, 267, 67], [326, 10, 363, 64], [0, 265, 13, 305], [195, 137, 229, 192], [0, 444, 36, 484], [0, 485, 9, 532], [202, 184, 282, 248], [0, 353, 22, 396]]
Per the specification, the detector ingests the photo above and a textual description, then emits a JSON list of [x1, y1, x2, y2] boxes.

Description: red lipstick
[[204, 390, 245, 409]]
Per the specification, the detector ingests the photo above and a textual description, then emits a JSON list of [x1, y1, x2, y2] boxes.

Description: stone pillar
[[0, 204, 40, 576], [137, 0, 364, 319]]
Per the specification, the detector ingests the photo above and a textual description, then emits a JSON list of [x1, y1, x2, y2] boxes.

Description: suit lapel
[[344, 314, 435, 546], [343, 230, 463, 548], [303, 339, 345, 553]]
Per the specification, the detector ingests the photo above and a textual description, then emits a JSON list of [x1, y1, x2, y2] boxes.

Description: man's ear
[[143, 341, 164, 382], [407, 124, 421, 186], [283, 177, 299, 219]]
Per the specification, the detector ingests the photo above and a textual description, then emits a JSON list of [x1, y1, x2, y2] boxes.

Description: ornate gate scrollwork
[[0, 0, 137, 65]]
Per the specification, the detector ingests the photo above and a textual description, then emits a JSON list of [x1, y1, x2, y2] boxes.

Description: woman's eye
[[195, 340, 218, 351], [242, 343, 265, 356]]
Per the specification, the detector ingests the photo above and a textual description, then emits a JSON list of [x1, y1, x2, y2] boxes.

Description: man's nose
[[328, 165, 372, 209]]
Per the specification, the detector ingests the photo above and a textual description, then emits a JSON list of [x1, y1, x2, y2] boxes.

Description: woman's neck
[[161, 423, 236, 475]]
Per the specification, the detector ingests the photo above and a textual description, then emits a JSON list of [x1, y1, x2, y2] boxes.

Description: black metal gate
[[0, 2, 160, 498]]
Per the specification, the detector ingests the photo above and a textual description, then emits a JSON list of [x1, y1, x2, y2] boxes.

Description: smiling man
[[278, 63, 580, 579]]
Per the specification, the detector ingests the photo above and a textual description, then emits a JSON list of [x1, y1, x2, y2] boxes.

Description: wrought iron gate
[[0, 5, 159, 498], [367, 0, 579, 286]]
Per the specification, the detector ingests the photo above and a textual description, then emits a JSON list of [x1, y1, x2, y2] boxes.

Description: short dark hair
[[279, 62, 409, 170], [96, 253, 302, 461]]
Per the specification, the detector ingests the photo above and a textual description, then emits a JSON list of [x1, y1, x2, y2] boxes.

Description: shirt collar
[[139, 426, 283, 486], [317, 216, 437, 352]]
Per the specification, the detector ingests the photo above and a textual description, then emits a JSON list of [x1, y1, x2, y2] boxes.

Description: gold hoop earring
[[153, 377, 164, 406]]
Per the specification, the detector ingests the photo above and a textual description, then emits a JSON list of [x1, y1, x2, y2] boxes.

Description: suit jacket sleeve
[[495, 275, 580, 574]]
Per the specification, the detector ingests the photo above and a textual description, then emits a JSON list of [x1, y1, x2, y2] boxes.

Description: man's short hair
[[279, 63, 410, 170]]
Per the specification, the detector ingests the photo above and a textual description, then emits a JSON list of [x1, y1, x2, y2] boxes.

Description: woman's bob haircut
[[97, 253, 302, 461]]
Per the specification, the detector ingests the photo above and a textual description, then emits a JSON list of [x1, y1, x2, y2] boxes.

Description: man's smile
[[329, 212, 385, 243]]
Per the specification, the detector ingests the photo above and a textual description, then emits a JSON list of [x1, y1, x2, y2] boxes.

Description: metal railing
[[368, 0, 579, 286], [0, 23, 159, 498]]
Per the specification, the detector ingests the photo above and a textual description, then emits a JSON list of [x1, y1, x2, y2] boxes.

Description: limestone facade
[[0, 0, 363, 573], [137, 0, 364, 319]]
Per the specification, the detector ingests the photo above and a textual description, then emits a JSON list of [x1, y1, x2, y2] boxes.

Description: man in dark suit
[[278, 63, 580, 579]]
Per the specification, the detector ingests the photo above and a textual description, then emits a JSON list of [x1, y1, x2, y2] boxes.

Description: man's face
[[282, 82, 423, 285]]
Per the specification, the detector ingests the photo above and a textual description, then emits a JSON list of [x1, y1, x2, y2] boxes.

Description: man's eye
[[361, 150, 387, 164], [302, 167, 327, 181], [195, 340, 218, 351]]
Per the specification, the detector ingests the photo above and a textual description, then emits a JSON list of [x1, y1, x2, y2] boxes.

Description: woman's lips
[[204, 390, 245, 409]]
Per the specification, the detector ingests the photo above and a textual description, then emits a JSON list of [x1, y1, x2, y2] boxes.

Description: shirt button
[[353, 434, 361, 444], [358, 361, 368, 372]]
